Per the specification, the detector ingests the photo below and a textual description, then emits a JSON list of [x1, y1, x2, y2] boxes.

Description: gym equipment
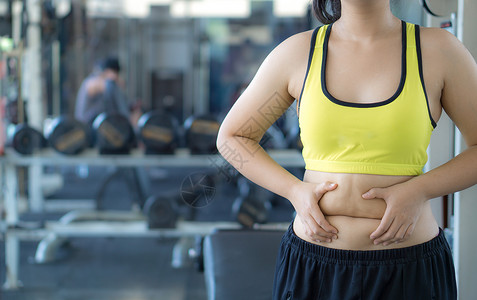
[[203, 229, 285, 300], [2, 44, 45, 156], [144, 171, 218, 228], [190, 236, 205, 272], [8, 124, 47, 155], [171, 236, 197, 269], [233, 196, 270, 228], [34, 210, 145, 264], [184, 115, 220, 154], [233, 195, 272, 228], [137, 111, 179, 154], [143, 195, 179, 229], [420, 0, 456, 17], [96, 167, 150, 211], [92, 113, 135, 154], [96, 169, 209, 229], [232, 177, 272, 228], [46, 116, 91, 155], [421, 0, 441, 17]]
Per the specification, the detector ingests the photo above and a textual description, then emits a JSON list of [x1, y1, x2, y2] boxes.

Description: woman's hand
[[362, 181, 428, 246], [291, 181, 339, 243]]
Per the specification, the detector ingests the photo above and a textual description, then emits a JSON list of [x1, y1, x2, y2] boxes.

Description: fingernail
[[362, 192, 369, 198], [328, 183, 336, 188], [327, 239, 332, 243], [332, 235, 338, 240]]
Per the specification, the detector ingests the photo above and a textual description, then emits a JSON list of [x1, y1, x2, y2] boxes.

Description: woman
[[217, 0, 477, 299]]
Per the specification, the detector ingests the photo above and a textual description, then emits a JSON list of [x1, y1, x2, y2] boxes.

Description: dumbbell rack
[[0, 148, 305, 290]]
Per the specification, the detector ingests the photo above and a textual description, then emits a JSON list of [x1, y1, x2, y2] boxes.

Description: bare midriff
[[293, 170, 440, 250]]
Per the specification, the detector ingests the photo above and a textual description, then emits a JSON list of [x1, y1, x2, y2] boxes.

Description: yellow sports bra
[[298, 21, 436, 176]]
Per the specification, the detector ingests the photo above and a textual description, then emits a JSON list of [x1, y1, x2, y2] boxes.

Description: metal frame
[[0, 148, 304, 289]]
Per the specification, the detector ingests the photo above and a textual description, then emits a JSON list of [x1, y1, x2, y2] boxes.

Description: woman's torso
[[288, 19, 444, 250], [294, 171, 439, 250]]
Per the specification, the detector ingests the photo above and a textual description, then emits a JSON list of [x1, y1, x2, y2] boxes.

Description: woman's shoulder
[[418, 26, 475, 77], [258, 29, 315, 75], [263, 29, 316, 74], [419, 26, 475, 74], [419, 26, 465, 57], [246, 29, 317, 99]]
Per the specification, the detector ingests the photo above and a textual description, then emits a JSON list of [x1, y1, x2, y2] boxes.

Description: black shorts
[[273, 224, 457, 300]]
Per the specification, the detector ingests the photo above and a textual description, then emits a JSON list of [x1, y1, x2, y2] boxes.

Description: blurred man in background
[[73, 57, 149, 205], [75, 56, 129, 125]]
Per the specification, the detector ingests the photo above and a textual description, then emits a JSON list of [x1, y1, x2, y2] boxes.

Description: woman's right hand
[[290, 181, 339, 243]]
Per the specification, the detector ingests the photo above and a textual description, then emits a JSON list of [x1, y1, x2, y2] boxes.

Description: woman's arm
[[363, 29, 477, 246], [217, 31, 339, 242]]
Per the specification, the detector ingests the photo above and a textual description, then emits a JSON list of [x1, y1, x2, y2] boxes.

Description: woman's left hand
[[362, 181, 428, 246]]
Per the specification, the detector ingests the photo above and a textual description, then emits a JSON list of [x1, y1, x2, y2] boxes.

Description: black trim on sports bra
[[321, 20, 407, 108], [415, 25, 438, 129], [297, 26, 321, 117]]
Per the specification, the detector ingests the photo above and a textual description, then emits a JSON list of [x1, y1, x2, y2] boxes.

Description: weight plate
[[232, 195, 271, 229], [47, 116, 90, 155], [143, 196, 178, 229], [93, 113, 135, 154], [184, 115, 220, 154], [10, 124, 46, 155], [137, 111, 178, 154]]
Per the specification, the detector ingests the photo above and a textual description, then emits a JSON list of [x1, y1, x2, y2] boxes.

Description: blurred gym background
[[0, 0, 476, 299]]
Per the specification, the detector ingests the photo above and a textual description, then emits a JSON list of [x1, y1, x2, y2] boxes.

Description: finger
[[393, 223, 411, 243], [374, 220, 399, 245], [314, 182, 338, 198], [370, 213, 394, 240], [403, 222, 416, 240], [362, 188, 383, 200], [303, 216, 333, 243], [382, 223, 408, 246], [376, 218, 411, 246], [310, 207, 338, 235]]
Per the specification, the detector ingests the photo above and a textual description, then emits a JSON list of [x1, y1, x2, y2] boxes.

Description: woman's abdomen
[[308, 171, 411, 219], [294, 170, 439, 250]]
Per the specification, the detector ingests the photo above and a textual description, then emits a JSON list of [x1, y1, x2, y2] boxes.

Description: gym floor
[[0, 166, 296, 300]]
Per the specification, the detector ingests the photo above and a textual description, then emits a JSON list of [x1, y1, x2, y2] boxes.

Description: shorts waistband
[[283, 223, 450, 265]]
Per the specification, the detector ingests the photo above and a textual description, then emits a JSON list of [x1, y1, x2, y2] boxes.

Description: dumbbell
[[46, 116, 91, 155], [143, 192, 202, 229], [92, 113, 135, 155], [143, 172, 217, 228], [137, 111, 179, 154], [8, 123, 47, 155], [143, 195, 180, 229], [184, 115, 220, 154], [232, 177, 272, 228]]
